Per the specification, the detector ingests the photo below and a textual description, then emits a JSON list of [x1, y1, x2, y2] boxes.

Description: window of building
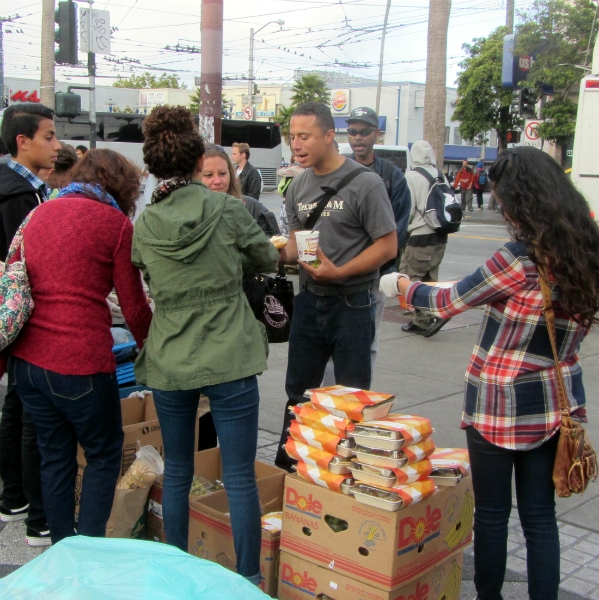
[[489, 130, 498, 147], [453, 129, 462, 145], [445, 126, 450, 144]]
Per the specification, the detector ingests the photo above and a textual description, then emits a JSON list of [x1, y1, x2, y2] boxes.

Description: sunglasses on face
[[347, 128, 376, 137]]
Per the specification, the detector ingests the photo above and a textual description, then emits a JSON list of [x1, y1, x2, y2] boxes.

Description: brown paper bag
[[105, 486, 150, 539]]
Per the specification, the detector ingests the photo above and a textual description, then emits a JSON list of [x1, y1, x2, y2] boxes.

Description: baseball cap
[[346, 107, 379, 128], [477, 161, 484, 169]]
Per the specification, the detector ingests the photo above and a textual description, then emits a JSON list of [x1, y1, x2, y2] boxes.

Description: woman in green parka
[[132, 106, 279, 584]]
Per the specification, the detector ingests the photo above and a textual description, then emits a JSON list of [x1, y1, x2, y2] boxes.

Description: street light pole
[[247, 20, 283, 117]]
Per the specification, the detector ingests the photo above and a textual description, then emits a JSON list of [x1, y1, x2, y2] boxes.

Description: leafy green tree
[[113, 72, 187, 89], [452, 27, 522, 151], [515, 0, 598, 145], [275, 104, 295, 145], [290, 74, 331, 106]]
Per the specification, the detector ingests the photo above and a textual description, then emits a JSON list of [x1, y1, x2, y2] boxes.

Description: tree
[[275, 105, 295, 145], [452, 27, 522, 151], [290, 74, 331, 106], [423, 0, 451, 166], [113, 72, 187, 89], [515, 0, 598, 147]]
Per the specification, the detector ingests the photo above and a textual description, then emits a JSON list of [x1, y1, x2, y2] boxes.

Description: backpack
[[413, 167, 462, 234], [478, 172, 487, 187]]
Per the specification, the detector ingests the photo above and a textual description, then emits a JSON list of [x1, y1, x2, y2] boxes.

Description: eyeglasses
[[347, 128, 376, 137]]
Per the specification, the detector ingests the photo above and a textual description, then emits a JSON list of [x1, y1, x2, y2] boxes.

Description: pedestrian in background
[[454, 159, 474, 211], [231, 142, 262, 200], [381, 146, 599, 600], [8, 149, 152, 545], [133, 106, 279, 584], [473, 161, 487, 211]]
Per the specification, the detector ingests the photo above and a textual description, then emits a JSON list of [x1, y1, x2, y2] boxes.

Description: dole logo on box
[[285, 487, 323, 519], [281, 562, 318, 594], [397, 505, 442, 556]]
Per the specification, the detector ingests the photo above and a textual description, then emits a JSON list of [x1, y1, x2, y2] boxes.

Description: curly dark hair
[[142, 106, 205, 179], [69, 148, 141, 217], [489, 146, 599, 326]]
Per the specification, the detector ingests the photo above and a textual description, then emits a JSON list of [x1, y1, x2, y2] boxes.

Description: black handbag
[[243, 266, 294, 343]]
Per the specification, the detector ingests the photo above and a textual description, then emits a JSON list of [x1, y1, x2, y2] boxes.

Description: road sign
[[524, 120, 542, 148], [242, 106, 254, 120]]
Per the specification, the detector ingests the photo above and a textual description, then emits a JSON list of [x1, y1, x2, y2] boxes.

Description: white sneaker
[[26, 527, 52, 547]]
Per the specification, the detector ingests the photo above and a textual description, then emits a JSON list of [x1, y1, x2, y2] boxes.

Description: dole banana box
[[278, 551, 463, 600], [188, 472, 286, 598], [280, 474, 473, 592]]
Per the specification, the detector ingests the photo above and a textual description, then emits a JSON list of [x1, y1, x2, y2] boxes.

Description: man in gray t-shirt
[[274, 102, 396, 472]]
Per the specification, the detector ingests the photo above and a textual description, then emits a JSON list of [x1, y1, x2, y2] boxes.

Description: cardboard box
[[188, 470, 286, 598], [280, 474, 473, 592], [76, 393, 202, 508], [145, 448, 284, 543], [278, 551, 463, 600]]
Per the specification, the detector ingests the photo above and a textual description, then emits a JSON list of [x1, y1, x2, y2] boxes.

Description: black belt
[[304, 281, 373, 296]]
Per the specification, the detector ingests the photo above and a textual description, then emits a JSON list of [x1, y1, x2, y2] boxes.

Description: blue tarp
[[0, 536, 268, 599]]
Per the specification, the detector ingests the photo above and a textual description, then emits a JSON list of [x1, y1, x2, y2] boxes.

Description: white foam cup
[[295, 230, 320, 264]]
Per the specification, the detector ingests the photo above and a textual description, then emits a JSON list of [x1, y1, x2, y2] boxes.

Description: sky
[[1, 0, 537, 90]]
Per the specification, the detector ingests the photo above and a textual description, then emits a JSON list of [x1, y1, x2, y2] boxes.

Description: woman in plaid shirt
[[380, 147, 599, 600]]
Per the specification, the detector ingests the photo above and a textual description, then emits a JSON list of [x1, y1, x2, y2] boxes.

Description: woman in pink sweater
[[8, 149, 152, 544]]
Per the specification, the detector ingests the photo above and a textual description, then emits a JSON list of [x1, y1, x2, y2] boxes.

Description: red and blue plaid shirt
[[406, 242, 588, 450]]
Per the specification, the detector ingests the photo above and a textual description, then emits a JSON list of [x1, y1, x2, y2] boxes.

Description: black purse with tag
[[243, 266, 294, 343]]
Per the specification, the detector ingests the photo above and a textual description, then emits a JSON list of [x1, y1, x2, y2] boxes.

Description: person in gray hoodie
[[398, 140, 450, 337]]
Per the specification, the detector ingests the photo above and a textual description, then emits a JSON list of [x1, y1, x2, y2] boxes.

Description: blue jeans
[[466, 426, 560, 600], [10, 357, 123, 544], [151, 375, 261, 578], [276, 287, 375, 470]]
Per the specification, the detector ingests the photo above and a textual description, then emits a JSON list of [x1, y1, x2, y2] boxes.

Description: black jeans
[[0, 379, 46, 529], [475, 189, 484, 208], [466, 426, 560, 600]]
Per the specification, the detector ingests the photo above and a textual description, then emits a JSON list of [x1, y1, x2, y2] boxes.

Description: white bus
[[53, 113, 283, 192]]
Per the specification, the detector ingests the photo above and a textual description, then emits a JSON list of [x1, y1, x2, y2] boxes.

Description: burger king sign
[[330, 89, 350, 115]]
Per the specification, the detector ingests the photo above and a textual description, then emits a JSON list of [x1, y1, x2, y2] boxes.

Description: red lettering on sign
[[398, 505, 442, 549], [10, 90, 41, 103], [281, 563, 318, 592], [285, 487, 323, 515]]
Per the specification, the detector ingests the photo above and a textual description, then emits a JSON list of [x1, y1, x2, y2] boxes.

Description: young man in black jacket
[[0, 103, 61, 546], [231, 142, 262, 200]]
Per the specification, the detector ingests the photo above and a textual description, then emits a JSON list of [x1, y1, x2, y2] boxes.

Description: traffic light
[[55, 92, 81, 118], [55, 0, 78, 65], [506, 130, 521, 144], [510, 89, 522, 115], [521, 88, 536, 117]]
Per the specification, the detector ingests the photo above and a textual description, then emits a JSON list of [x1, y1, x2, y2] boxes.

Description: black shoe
[[26, 526, 52, 547], [0, 503, 29, 522], [423, 317, 451, 338], [401, 322, 428, 334]]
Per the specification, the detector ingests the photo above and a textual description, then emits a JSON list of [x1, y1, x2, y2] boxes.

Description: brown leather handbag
[[539, 266, 598, 497]]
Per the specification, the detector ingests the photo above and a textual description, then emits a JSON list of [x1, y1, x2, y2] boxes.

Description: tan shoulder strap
[[538, 264, 570, 416]]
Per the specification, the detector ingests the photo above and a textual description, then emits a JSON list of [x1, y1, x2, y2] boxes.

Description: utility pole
[[506, 0, 515, 34], [247, 20, 283, 117], [41, 0, 55, 108], [200, 0, 223, 143], [375, 0, 392, 115], [88, 2, 96, 149], [423, 0, 451, 167]]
